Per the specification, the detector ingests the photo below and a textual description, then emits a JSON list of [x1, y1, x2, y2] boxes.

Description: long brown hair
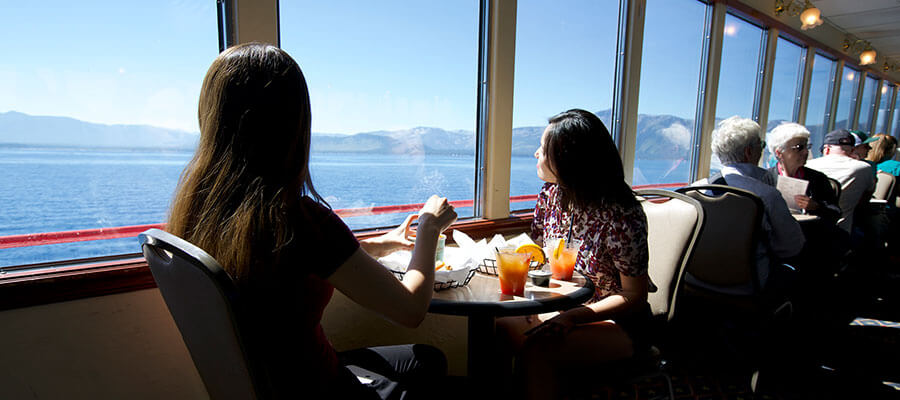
[[167, 43, 324, 284], [543, 109, 637, 211], [866, 133, 897, 164]]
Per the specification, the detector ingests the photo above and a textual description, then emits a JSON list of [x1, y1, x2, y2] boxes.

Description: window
[[510, 0, 619, 207], [857, 75, 879, 133], [0, 2, 216, 267], [279, 1, 479, 229], [834, 65, 860, 130], [632, 0, 708, 186], [762, 36, 804, 166], [805, 53, 837, 158], [766, 37, 804, 132], [893, 90, 900, 139], [875, 81, 894, 134], [710, 13, 765, 174]]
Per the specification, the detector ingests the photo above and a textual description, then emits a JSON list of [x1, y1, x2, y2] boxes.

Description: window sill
[[0, 214, 533, 311]]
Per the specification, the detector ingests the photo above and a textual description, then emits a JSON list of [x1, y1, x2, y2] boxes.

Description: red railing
[[0, 184, 685, 250]]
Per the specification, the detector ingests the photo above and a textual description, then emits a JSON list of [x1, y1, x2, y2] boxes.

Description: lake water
[[0, 147, 687, 266]]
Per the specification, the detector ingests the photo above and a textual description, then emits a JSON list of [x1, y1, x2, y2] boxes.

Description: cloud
[[660, 122, 691, 149]]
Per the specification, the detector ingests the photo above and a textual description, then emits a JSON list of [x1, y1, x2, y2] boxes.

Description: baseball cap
[[849, 130, 879, 146], [823, 129, 855, 146]]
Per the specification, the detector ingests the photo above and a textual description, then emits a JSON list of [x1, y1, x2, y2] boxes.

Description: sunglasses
[[787, 143, 812, 152]]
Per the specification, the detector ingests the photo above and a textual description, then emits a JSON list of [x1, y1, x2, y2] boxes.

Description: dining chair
[[827, 177, 842, 204], [566, 189, 704, 400], [674, 184, 795, 393], [872, 171, 895, 203], [140, 228, 267, 400], [674, 184, 766, 299]]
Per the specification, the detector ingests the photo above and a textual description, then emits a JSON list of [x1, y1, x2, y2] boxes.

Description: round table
[[429, 271, 595, 385]]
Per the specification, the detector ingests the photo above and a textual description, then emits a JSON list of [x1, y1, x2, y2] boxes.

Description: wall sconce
[[884, 61, 900, 73], [844, 36, 878, 66], [774, 0, 823, 30]]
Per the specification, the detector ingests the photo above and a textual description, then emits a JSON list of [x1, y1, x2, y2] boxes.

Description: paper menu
[[775, 175, 809, 212]]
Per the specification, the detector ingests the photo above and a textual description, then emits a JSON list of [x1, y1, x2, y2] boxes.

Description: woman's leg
[[495, 312, 556, 394], [515, 321, 633, 400], [339, 344, 447, 399]]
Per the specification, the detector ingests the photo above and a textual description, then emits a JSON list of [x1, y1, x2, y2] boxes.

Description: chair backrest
[[873, 171, 895, 201], [139, 228, 263, 400], [827, 177, 842, 201], [635, 189, 704, 323], [675, 185, 764, 293]]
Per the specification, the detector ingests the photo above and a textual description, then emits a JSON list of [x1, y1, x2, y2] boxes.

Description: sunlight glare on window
[[510, 0, 619, 209], [633, 0, 708, 186], [0, 1, 216, 267], [279, 1, 479, 229]]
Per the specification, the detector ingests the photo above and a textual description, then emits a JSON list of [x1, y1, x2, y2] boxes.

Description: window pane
[[857, 75, 878, 133], [762, 37, 803, 167], [711, 13, 764, 174], [632, 0, 707, 186], [0, 2, 216, 267], [280, 1, 479, 228], [766, 37, 804, 131], [805, 54, 837, 158], [893, 92, 900, 139], [834, 66, 860, 130], [875, 82, 893, 134], [511, 0, 619, 209]]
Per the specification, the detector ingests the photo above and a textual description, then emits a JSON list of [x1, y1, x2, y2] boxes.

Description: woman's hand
[[794, 195, 819, 211], [417, 195, 457, 235], [523, 312, 576, 338], [359, 214, 417, 258]]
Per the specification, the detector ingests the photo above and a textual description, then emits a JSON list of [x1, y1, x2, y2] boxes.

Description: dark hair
[[168, 43, 324, 283], [544, 109, 637, 211]]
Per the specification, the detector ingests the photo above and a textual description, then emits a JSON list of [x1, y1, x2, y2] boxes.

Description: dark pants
[[335, 344, 448, 400]]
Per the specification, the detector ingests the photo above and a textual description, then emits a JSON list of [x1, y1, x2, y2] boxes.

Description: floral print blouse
[[531, 183, 649, 302]]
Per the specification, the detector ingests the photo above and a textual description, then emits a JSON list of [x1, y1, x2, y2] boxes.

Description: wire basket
[[390, 268, 476, 291], [478, 258, 543, 276]]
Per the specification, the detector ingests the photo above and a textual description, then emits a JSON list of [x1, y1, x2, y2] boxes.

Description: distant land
[[0, 109, 786, 160]]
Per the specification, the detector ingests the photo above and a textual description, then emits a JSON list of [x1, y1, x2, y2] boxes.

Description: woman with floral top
[[496, 109, 651, 400]]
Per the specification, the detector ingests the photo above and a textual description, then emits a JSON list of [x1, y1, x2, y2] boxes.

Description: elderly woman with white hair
[[704, 116, 804, 292], [765, 122, 840, 225]]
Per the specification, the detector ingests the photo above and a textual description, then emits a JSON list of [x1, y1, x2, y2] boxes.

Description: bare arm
[[359, 214, 417, 258], [327, 196, 456, 328]]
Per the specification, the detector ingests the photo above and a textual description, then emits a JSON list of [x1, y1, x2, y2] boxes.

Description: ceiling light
[[860, 48, 877, 66], [774, 0, 823, 30]]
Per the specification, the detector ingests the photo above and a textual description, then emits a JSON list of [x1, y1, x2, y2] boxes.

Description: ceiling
[[812, 0, 900, 63]]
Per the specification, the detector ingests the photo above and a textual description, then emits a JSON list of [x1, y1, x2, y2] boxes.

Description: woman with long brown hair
[[496, 109, 650, 399], [168, 43, 456, 399]]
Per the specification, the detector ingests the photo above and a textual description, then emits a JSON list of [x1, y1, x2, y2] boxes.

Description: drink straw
[[566, 224, 574, 246]]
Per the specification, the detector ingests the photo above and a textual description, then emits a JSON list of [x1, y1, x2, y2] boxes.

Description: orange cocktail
[[547, 238, 581, 281], [496, 250, 531, 296]]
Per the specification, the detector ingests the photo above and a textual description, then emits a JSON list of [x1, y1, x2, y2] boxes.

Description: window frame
[[4, 0, 900, 310]]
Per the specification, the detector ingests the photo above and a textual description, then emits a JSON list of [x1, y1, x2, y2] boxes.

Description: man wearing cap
[[806, 129, 876, 233], [848, 130, 879, 162]]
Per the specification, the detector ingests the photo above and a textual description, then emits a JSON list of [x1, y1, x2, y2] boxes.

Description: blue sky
[[1, 0, 769, 135]]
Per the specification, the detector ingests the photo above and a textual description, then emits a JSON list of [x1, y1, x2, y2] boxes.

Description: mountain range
[[1, 110, 718, 159]]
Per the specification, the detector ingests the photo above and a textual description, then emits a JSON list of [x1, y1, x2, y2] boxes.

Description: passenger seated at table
[[765, 122, 840, 225], [765, 123, 847, 286], [167, 43, 457, 399], [806, 129, 876, 240], [495, 109, 651, 400], [696, 116, 804, 293], [867, 133, 900, 178]]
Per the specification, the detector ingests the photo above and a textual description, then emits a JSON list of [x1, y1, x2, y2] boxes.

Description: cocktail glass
[[545, 238, 581, 281], [495, 248, 531, 296]]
